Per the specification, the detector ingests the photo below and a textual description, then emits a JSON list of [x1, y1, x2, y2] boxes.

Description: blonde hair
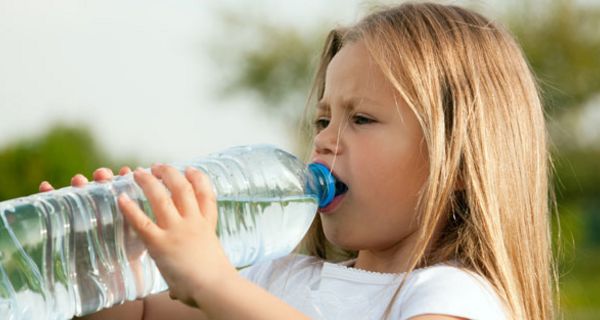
[[299, 2, 557, 319]]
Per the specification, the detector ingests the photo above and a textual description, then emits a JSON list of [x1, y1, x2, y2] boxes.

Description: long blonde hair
[[299, 2, 557, 319]]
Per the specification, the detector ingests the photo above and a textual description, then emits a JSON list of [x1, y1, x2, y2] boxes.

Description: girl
[[41, 2, 557, 319]]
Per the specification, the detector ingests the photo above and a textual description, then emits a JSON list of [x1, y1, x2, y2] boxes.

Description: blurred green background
[[1, 0, 599, 318]]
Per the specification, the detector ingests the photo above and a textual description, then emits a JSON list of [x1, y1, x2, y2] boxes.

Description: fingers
[[185, 167, 218, 229], [118, 193, 162, 242], [133, 168, 181, 227], [119, 166, 132, 176], [39, 181, 54, 192], [94, 166, 131, 181], [40, 165, 130, 193], [71, 174, 89, 187], [151, 165, 200, 219], [93, 168, 114, 182]]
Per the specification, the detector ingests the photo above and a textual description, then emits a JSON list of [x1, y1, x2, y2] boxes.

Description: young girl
[[41, 2, 556, 319]]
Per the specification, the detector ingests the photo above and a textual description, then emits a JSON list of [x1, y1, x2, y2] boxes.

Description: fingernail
[[120, 193, 131, 201]]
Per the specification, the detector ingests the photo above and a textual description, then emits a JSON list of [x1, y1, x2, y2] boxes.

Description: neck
[[352, 230, 419, 274], [352, 223, 446, 274]]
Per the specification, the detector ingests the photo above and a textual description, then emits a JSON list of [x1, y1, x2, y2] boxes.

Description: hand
[[117, 164, 237, 308]]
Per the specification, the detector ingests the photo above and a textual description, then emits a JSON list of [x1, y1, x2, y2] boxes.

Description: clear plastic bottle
[[0, 145, 338, 320]]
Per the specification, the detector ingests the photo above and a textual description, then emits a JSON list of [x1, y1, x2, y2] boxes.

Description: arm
[[118, 165, 310, 320], [71, 292, 210, 320], [72, 300, 143, 320]]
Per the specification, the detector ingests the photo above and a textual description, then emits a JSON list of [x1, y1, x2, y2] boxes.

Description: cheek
[[359, 157, 428, 217]]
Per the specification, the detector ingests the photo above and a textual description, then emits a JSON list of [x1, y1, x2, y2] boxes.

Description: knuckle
[[197, 187, 217, 202], [140, 217, 154, 232], [182, 183, 194, 195], [157, 195, 174, 211], [197, 171, 213, 188], [171, 179, 193, 195]]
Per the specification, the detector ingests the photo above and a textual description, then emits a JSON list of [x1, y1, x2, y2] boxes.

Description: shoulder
[[397, 263, 508, 320], [239, 254, 323, 289]]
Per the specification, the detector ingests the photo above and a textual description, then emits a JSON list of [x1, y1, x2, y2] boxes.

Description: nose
[[313, 120, 344, 156]]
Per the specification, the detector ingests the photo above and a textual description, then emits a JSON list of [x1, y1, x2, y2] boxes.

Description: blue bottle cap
[[308, 163, 336, 208]]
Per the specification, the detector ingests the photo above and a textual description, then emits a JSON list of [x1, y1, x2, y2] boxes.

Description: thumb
[[118, 193, 163, 242]]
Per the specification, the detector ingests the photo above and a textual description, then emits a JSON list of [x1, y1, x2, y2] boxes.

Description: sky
[[0, 0, 510, 165], [0, 2, 243, 163], [1, 0, 595, 165], [0, 0, 349, 164]]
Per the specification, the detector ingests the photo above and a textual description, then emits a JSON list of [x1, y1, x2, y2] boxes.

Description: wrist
[[191, 264, 241, 308]]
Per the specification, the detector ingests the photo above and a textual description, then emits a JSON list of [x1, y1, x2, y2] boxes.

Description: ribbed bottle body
[[0, 145, 320, 319]]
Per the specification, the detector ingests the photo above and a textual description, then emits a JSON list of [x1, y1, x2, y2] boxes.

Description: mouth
[[320, 173, 348, 214], [334, 178, 348, 197]]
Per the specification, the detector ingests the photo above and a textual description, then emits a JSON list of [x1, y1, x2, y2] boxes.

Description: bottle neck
[[307, 163, 336, 208]]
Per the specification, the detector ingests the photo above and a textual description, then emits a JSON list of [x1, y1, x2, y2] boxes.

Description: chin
[[323, 231, 363, 252]]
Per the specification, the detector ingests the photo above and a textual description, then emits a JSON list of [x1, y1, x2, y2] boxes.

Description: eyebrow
[[317, 96, 383, 111]]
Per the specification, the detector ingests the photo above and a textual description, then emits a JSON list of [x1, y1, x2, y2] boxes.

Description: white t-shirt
[[240, 254, 507, 320]]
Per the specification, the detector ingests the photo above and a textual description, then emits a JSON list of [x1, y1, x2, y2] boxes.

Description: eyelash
[[313, 115, 375, 131]]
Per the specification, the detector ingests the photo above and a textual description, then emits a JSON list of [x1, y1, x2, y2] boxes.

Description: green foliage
[[559, 247, 600, 319], [0, 125, 114, 201], [228, 26, 321, 107], [508, 1, 600, 113], [210, 12, 325, 120], [553, 149, 600, 206]]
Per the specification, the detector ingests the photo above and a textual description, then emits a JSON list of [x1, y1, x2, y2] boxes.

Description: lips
[[312, 162, 348, 214], [319, 193, 346, 214]]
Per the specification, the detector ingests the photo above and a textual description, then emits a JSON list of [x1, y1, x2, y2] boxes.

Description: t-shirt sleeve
[[398, 266, 508, 320]]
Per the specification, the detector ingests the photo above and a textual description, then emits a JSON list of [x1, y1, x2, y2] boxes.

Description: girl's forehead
[[322, 41, 397, 108], [327, 41, 373, 80]]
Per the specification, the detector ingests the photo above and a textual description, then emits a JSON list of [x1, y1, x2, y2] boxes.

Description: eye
[[352, 114, 375, 125], [314, 117, 330, 132]]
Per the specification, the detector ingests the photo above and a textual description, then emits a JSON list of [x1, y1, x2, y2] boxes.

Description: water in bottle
[[0, 145, 343, 320]]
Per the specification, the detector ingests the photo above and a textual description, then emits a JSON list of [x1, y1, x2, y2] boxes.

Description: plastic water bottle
[[0, 145, 340, 320]]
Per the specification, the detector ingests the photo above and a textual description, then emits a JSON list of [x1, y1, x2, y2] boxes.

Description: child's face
[[311, 40, 429, 252]]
